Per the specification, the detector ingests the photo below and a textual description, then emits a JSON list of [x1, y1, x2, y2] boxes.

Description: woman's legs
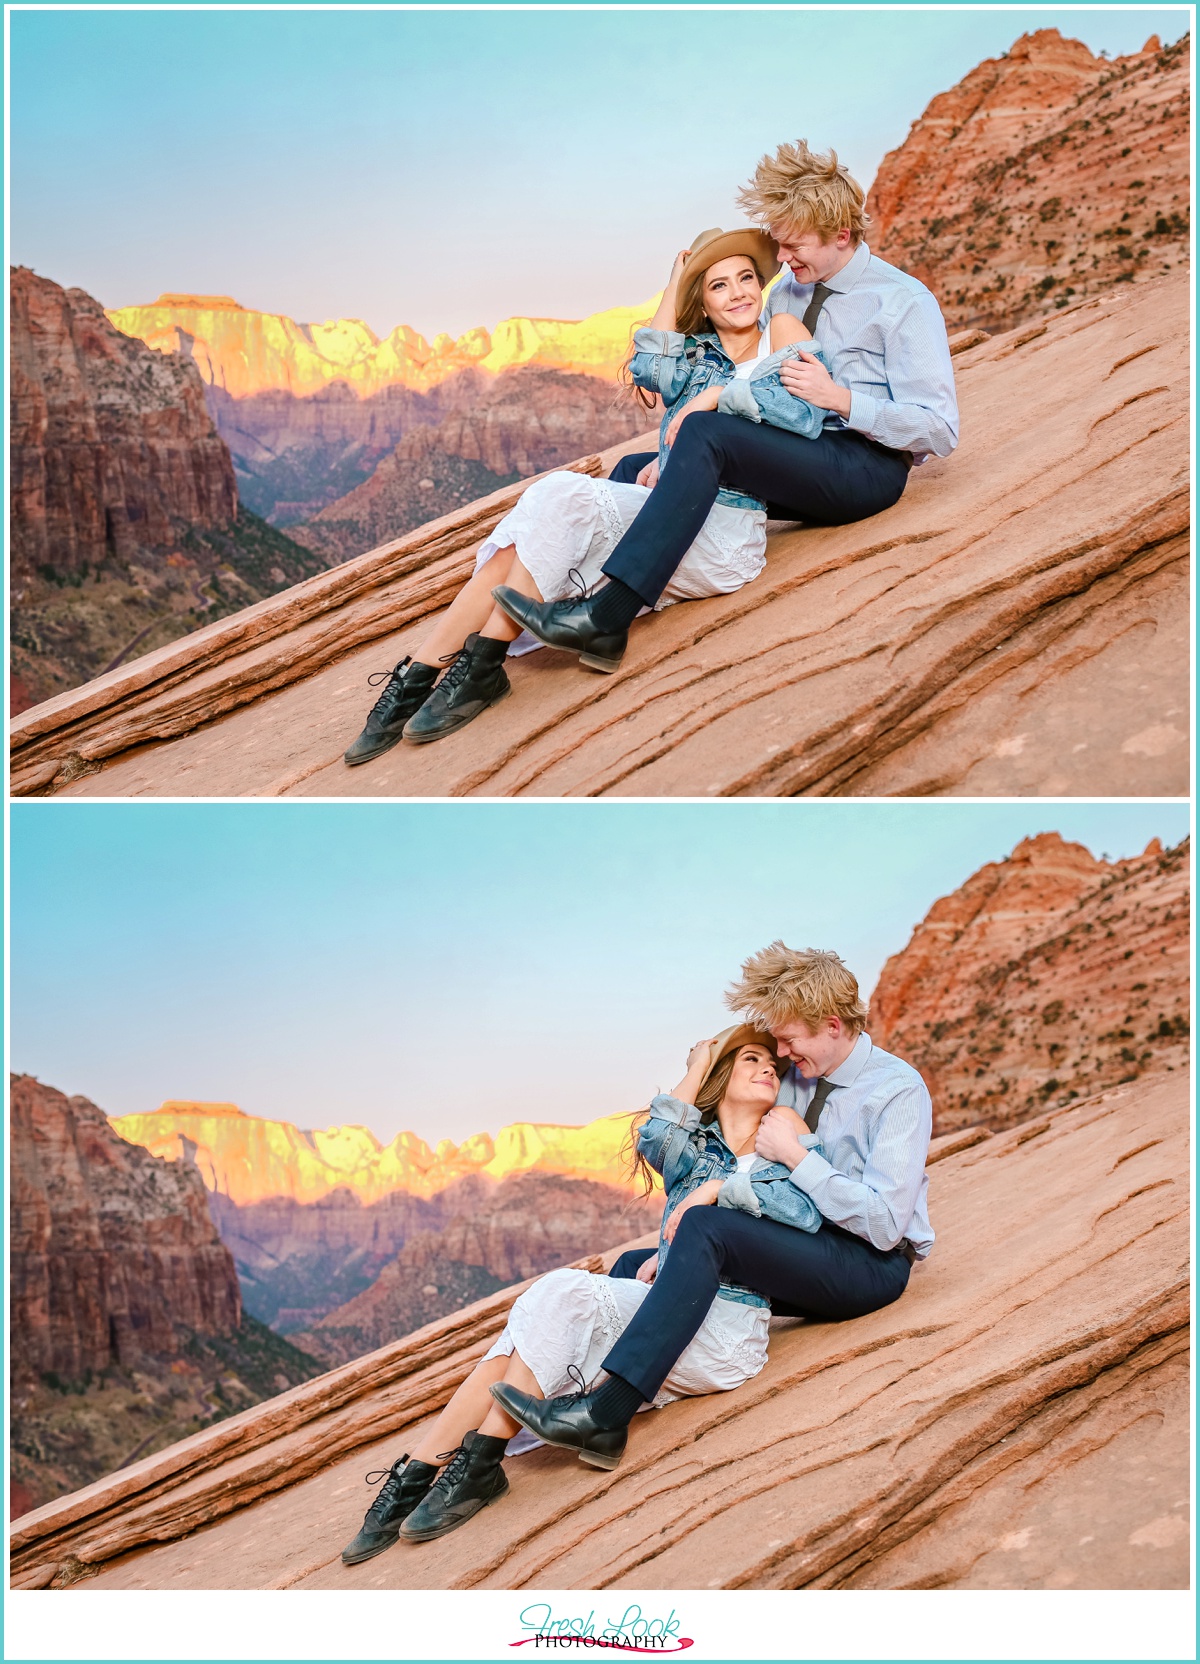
[[410, 546, 524, 667], [407, 1348, 544, 1465]]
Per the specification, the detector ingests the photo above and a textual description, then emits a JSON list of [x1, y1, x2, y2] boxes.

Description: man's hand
[[663, 1178, 723, 1242], [779, 351, 852, 418], [665, 386, 721, 448], [755, 1105, 810, 1170], [635, 1251, 659, 1285], [636, 457, 660, 489]]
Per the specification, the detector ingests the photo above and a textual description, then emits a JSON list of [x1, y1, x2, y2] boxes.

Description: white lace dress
[[472, 334, 773, 656], [481, 1159, 770, 1445]]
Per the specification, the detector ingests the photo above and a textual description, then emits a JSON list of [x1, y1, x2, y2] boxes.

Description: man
[[493, 141, 959, 673], [493, 943, 934, 1468]]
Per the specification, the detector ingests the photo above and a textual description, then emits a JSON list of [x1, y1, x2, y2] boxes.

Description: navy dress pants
[[604, 414, 909, 607], [603, 1207, 911, 1403]]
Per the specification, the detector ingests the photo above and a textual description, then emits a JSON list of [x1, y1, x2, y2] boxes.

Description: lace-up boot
[[490, 587, 627, 673], [344, 658, 437, 765], [401, 634, 511, 744], [341, 1454, 438, 1564], [488, 1381, 629, 1469], [398, 1430, 510, 1542]]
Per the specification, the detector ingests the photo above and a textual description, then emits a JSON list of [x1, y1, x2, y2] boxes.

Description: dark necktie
[[805, 1077, 834, 1133], [801, 282, 832, 335]]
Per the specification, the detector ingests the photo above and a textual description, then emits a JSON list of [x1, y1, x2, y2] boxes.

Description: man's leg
[[608, 452, 657, 485], [601, 1207, 910, 1403], [608, 1247, 658, 1280], [603, 416, 911, 609]]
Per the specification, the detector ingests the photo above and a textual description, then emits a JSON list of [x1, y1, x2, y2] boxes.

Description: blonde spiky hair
[[725, 942, 868, 1034], [736, 140, 868, 245]]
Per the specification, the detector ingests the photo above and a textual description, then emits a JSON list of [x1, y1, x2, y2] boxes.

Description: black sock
[[472, 633, 511, 664], [588, 579, 644, 634], [588, 1373, 644, 1429]]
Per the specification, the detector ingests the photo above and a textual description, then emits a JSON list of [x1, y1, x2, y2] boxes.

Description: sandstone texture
[[16, 272, 1189, 799], [872, 833, 1190, 1134], [870, 30, 1190, 332], [9, 269, 327, 713], [12, 1073, 1188, 1590], [8, 1077, 324, 1514]]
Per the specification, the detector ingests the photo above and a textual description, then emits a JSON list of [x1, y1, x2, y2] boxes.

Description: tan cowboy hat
[[698, 1023, 782, 1092], [677, 227, 781, 324]]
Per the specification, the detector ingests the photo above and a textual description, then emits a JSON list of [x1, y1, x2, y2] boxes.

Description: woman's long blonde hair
[[623, 1033, 782, 1198]]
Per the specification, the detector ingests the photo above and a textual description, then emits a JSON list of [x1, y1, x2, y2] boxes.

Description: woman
[[343, 227, 828, 763], [340, 1026, 823, 1561]]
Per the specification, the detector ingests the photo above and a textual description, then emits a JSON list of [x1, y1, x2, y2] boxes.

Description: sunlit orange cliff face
[[105, 294, 659, 401], [109, 1101, 649, 1207]]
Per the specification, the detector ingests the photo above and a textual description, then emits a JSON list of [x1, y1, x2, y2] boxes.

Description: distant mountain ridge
[[107, 292, 658, 401]]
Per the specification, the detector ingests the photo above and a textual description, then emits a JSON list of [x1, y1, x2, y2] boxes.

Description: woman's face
[[701, 256, 763, 330], [725, 1044, 782, 1110]]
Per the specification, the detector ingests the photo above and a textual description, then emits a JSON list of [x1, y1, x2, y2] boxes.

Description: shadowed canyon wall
[[9, 268, 327, 714], [869, 29, 1190, 330]]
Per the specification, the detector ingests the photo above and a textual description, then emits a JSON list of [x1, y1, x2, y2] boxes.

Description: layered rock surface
[[17, 272, 1189, 798], [9, 269, 327, 713], [12, 1073, 1188, 1590], [871, 833, 1190, 1133], [9, 1076, 322, 1513], [870, 30, 1190, 331]]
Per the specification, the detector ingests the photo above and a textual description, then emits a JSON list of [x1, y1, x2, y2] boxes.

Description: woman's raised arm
[[648, 249, 691, 330]]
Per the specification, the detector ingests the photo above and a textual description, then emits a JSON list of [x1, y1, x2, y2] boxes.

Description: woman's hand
[[636, 457, 660, 490], [635, 1251, 659, 1285], [663, 1179, 723, 1243], [650, 249, 693, 329], [686, 1038, 716, 1072], [665, 386, 721, 448]]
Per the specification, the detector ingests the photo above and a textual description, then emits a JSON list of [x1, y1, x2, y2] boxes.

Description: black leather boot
[[344, 658, 437, 765], [488, 1383, 628, 1469], [399, 1430, 510, 1542], [341, 1454, 438, 1564], [490, 588, 627, 674], [402, 634, 511, 744]]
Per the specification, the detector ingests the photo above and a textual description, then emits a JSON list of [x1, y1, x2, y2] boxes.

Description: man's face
[[769, 223, 855, 287], [769, 1016, 847, 1078]]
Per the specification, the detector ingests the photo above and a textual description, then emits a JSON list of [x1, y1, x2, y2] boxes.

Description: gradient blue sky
[[9, 7, 1190, 338], [9, 801, 1190, 1147]]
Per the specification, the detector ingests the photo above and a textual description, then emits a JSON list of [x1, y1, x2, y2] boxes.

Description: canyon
[[9, 1077, 321, 1516], [870, 29, 1190, 331], [9, 268, 327, 714], [12, 1072, 1189, 1591], [109, 295, 657, 532]]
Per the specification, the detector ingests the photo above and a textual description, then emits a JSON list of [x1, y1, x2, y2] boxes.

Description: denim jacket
[[628, 327, 829, 512], [638, 1093, 824, 1309]]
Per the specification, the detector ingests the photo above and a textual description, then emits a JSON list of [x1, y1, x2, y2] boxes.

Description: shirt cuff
[[649, 1093, 701, 1129], [788, 1148, 835, 1193], [632, 327, 687, 357], [717, 1171, 762, 1216], [716, 379, 762, 422], [846, 389, 881, 436]]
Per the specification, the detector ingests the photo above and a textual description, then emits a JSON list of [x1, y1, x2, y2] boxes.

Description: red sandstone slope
[[870, 29, 1190, 330], [870, 833, 1189, 1133]]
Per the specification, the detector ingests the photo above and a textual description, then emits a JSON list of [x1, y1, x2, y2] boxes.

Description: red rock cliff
[[10, 1075, 242, 1383], [9, 266, 238, 585], [869, 29, 1190, 330], [870, 833, 1189, 1133]]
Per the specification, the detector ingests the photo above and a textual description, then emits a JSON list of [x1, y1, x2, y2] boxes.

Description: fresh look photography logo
[[510, 1604, 693, 1652]]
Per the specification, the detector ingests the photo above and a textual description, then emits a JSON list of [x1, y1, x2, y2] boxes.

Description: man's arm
[[758, 1081, 932, 1251], [779, 288, 959, 458]]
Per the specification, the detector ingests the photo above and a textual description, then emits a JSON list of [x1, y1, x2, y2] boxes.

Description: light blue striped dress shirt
[[775, 1030, 935, 1258], [763, 241, 960, 462]]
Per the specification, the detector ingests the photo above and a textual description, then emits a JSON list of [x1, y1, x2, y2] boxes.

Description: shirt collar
[[826, 1030, 873, 1087], [823, 240, 872, 295]]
